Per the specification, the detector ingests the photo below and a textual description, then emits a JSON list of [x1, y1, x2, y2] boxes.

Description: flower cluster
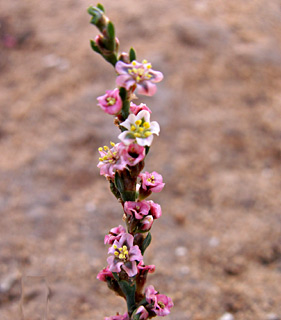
[[89, 4, 173, 319]]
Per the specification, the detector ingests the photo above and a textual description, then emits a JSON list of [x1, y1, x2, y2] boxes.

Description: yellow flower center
[[113, 245, 129, 261], [130, 119, 152, 139]]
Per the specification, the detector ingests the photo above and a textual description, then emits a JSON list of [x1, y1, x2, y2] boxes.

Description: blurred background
[[0, 0, 281, 319]]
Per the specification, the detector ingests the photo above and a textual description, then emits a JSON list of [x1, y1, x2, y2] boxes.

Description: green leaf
[[97, 3, 105, 12], [114, 171, 124, 194], [88, 6, 103, 24], [118, 280, 136, 314], [141, 232, 152, 254], [145, 146, 150, 155], [107, 21, 115, 40], [90, 40, 101, 54], [129, 47, 136, 62]]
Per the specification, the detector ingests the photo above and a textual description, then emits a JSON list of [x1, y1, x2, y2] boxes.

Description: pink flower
[[145, 285, 174, 317], [135, 306, 149, 320], [139, 171, 165, 193], [97, 266, 114, 282], [137, 261, 155, 274], [104, 225, 126, 245], [139, 215, 154, 231], [97, 88, 122, 115], [130, 102, 152, 115], [147, 200, 162, 219], [152, 294, 174, 316], [124, 201, 150, 220], [118, 110, 160, 147], [145, 285, 158, 303], [121, 143, 145, 167], [115, 59, 163, 96], [107, 233, 143, 277], [105, 312, 129, 320], [97, 142, 127, 178]]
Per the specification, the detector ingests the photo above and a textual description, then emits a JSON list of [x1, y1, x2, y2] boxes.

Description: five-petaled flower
[[118, 110, 160, 147], [97, 266, 114, 282], [115, 59, 163, 96], [107, 233, 143, 277], [139, 171, 165, 193], [97, 142, 127, 178], [145, 285, 174, 316], [97, 88, 122, 115], [130, 102, 152, 115], [124, 200, 150, 220], [104, 225, 126, 245], [121, 143, 145, 167]]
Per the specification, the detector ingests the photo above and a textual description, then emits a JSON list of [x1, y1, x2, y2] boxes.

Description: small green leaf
[[129, 47, 136, 62], [141, 232, 152, 254], [118, 280, 136, 314], [90, 40, 101, 54], [107, 21, 115, 40], [97, 3, 105, 12], [114, 171, 124, 194], [145, 146, 150, 155]]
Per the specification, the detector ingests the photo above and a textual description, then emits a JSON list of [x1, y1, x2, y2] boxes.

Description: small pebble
[[219, 313, 234, 320], [209, 237, 220, 247], [266, 314, 280, 320], [175, 246, 188, 257]]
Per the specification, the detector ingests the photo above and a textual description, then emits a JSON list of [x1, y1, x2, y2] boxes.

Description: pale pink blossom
[[124, 201, 150, 220], [97, 266, 114, 282], [107, 233, 143, 277], [147, 200, 162, 219], [97, 142, 127, 178], [104, 225, 126, 245], [97, 88, 122, 115], [118, 110, 160, 147], [145, 285, 174, 317], [139, 171, 165, 193], [104, 312, 129, 320], [115, 60, 163, 96], [140, 215, 154, 231], [135, 306, 149, 320], [121, 143, 145, 167], [137, 261, 155, 274], [130, 102, 151, 115]]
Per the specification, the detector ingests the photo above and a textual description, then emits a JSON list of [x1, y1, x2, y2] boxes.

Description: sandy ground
[[0, 0, 281, 319]]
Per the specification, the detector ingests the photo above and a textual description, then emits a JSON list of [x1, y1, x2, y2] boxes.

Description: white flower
[[118, 110, 160, 147]]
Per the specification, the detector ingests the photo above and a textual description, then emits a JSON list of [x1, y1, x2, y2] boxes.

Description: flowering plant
[[88, 4, 173, 319]]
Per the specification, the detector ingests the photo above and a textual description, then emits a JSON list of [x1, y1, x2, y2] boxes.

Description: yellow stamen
[[132, 61, 137, 66], [136, 76, 141, 82], [102, 156, 108, 161], [147, 74, 152, 79], [124, 250, 129, 255], [110, 141, 115, 147], [103, 146, 109, 151], [133, 68, 138, 73], [151, 175, 155, 180], [144, 132, 152, 137], [119, 254, 124, 259], [98, 147, 103, 151], [146, 63, 152, 69], [128, 69, 133, 74], [131, 125, 136, 131], [99, 157, 103, 161], [134, 133, 141, 138], [108, 160, 113, 163], [114, 251, 119, 256], [139, 127, 144, 132], [113, 151, 117, 156], [113, 245, 118, 249], [143, 122, 150, 129], [122, 245, 128, 251], [142, 59, 148, 64], [135, 120, 142, 126]]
